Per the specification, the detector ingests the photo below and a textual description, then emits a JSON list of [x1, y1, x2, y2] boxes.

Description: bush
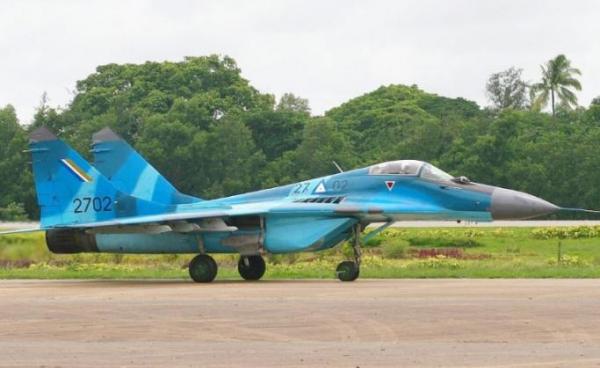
[[411, 255, 463, 269], [382, 239, 409, 259], [547, 254, 590, 267], [0, 202, 28, 221], [412, 247, 464, 259], [408, 237, 482, 248], [364, 236, 383, 247], [532, 226, 600, 239]]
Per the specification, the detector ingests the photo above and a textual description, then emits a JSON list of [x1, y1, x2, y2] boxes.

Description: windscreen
[[420, 163, 454, 182]]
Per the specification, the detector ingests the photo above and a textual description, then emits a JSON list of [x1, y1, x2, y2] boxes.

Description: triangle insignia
[[314, 181, 326, 194], [385, 181, 395, 191]]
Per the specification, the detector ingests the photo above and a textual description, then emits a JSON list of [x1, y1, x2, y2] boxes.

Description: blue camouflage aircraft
[[0, 126, 582, 282]]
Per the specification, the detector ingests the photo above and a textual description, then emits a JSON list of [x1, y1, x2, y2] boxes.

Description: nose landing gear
[[336, 260, 359, 281], [336, 223, 362, 282]]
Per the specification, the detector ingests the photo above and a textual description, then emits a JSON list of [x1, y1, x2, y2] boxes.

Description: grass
[[2, 226, 600, 279]]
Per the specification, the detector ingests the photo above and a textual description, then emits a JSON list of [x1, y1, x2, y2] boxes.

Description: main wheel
[[238, 255, 266, 281], [188, 254, 218, 283], [336, 261, 359, 282]]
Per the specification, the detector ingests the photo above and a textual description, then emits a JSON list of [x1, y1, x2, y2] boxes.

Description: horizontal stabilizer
[[0, 227, 43, 235]]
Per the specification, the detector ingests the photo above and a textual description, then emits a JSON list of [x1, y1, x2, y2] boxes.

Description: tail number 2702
[[73, 196, 112, 213]]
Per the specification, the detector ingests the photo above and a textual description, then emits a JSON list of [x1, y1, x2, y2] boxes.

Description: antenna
[[332, 161, 344, 173]]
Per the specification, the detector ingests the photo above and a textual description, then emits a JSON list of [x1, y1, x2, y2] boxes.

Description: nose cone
[[490, 188, 559, 220]]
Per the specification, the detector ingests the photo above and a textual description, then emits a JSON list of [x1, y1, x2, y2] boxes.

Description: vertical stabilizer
[[91, 127, 201, 205], [28, 127, 169, 228]]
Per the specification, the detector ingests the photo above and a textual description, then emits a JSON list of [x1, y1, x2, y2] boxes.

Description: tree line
[[1, 54, 599, 220]]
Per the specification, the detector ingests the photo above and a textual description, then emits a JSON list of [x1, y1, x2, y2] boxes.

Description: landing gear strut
[[189, 254, 218, 283], [336, 223, 362, 282], [238, 255, 266, 281]]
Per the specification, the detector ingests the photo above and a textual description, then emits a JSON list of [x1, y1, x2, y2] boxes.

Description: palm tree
[[531, 54, 582, 116]]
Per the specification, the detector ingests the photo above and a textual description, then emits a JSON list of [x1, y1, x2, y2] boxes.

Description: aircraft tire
[[238, 255, 266, 281], [189, 254, 218, 283], [336, 261, 359, 282]]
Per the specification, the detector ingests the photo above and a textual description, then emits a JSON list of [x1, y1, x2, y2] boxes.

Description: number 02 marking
[[332, 180, 348, 191]]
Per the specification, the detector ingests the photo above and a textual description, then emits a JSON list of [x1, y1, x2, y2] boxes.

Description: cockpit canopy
[[368, 160, 454, 182], [369, 160, 422, 176]]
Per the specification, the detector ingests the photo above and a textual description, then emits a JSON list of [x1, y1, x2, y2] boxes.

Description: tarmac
[[1, 279, 600, 367]]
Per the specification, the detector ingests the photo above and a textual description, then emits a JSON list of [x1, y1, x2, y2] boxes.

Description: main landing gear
[[188, 254, 267, 283], [238, 255, 266, 281], [336, 223, 362, 282], [188, 254, 218, 283]]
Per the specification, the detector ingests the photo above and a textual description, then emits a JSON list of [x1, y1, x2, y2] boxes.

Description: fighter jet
[[1, 127, 585, 282]]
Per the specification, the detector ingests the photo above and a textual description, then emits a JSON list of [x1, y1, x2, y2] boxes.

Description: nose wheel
[[238, 255, 266, 281], [188, 254, 218, 283], [336, 261, 359, 281], [336, 223, 362, 282]]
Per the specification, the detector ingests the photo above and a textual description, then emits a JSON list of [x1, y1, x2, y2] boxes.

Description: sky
[[1, 0, 599, 123]]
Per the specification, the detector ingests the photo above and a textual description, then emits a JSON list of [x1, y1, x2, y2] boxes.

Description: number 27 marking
[[292, 182, 310, 195]]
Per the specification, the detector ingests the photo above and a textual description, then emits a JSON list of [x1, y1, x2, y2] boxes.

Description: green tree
[[292, 117, 356, 179], [199, 118, 266, 198], [276, 93, 311, 115], [0, 105, 34, 218], [326, 84, 480, 165], [485, 67, 529, 110], [531, 55, 582, 116], [8, 56, 600, 221], [37, 55, 275, 138], [244, 110, 307, 160], [29, 55, 277, 201], [135, 119, 201, 195], [591, 96, 600, 106]]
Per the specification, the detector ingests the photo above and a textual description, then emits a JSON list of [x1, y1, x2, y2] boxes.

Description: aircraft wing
[[0, 201, 386, 235], [50, 201, 374, 231]]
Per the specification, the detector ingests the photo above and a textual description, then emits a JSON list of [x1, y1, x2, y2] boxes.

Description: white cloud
[[1, 0, 599, 123]]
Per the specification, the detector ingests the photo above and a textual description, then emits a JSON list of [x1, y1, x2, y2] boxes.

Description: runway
[[2, 279, 600, 367]]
